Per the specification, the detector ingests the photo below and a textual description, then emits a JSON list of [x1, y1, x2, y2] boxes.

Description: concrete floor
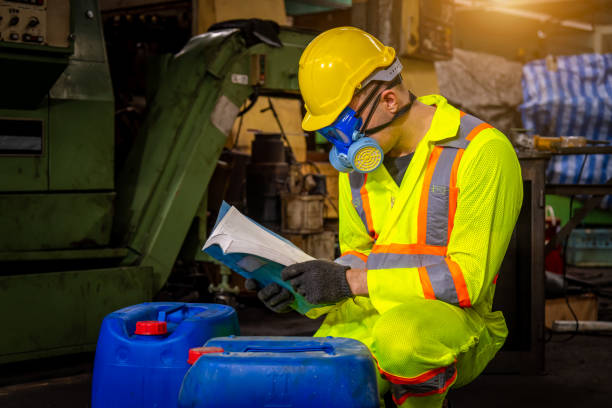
[[1, 299, 611, 407], [451, 334, 612, 407]]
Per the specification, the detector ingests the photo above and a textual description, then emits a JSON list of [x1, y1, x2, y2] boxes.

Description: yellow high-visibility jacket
[[309, 95, 523, 374]]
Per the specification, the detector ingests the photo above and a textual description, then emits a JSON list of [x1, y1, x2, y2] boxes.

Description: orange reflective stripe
[[459, 110, 467, 118], [418, 146, 443, 244], [372, 354, 452, 385], [449, 149, 463, 196], [383, 364, 447, 385], [418, 267, 436, 299], [394, 368, 457, 405], [371, 243, 447, 256], [359, 174, 377, 239], [447, 149, 464, 242], [445, 258, 471, 307], [341, 250, 368, 263], [466, 122, 492, 141], [373, 354, 457, 404]]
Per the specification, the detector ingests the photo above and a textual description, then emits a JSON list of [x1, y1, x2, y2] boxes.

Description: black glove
[[281, 260, 352, 305], [245, 278, 294, 313]]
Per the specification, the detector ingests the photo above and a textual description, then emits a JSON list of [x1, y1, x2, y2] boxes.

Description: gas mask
[[317, 106, 382, 173], [316, 59, 415, 173]]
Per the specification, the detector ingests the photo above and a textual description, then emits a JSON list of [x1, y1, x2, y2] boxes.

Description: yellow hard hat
[[299, 27, 396, 131]]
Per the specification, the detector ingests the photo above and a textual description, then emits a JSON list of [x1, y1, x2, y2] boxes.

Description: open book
[[203, 201, 320, 314]]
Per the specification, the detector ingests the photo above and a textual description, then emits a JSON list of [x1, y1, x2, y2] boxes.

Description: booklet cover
[[203, 201, 322, 314]]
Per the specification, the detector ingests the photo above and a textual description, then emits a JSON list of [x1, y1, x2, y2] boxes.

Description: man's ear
[[380, 89, 399, 115]]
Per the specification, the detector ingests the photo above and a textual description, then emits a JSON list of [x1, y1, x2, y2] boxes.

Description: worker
[[247, 27, 523, 407]]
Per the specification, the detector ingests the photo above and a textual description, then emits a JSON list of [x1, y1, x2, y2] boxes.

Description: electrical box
[[0, 0, 70, 47], [0, 0, 72, 109]]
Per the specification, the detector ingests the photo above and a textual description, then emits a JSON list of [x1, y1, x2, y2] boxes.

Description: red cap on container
[[187, 347, 224, 365], [134, 320, 167, 335]]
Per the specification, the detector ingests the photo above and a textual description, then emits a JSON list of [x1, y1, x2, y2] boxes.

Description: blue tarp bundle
[[519, 54, 612, 208]]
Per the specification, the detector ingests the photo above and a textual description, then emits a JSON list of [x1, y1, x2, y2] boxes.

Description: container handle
[[156, 303, 187, 322], [243, 344, 335, 355]]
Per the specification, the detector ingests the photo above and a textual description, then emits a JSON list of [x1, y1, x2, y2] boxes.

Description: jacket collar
[[417, 94, 461, 144]]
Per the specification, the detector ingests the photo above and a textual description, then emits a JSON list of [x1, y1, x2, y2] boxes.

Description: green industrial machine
[[0, 1, 313, 363]]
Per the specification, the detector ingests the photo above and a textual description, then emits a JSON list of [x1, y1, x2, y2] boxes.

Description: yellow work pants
[[313, 297, 506, 408]]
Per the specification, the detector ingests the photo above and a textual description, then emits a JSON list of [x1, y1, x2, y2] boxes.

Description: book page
[[203, 206, 315, 266]]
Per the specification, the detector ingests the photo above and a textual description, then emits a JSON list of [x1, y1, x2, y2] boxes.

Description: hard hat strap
[[361, 88, 384, 132], [354, 82, 384, 118]]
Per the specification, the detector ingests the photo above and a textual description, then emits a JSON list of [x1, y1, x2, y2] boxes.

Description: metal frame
[[487, 156, 547, 374], [546, 183, 612, 196], [489, 146, 611, 373]]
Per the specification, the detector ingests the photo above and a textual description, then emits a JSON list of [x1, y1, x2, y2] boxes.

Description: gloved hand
[[245, 278, 294, 313], [281, 260, 352, 305]]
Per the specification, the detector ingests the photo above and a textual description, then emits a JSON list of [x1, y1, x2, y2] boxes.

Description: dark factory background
[[0, 1, 611, 407]]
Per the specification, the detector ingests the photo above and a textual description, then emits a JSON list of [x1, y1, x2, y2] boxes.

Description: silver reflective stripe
[[426, 114, 486, 247], [425, 148, 457, 246], [390, 363, 456, 399], [439, 114, 484, 149], [367, 253, 444, 270], [349, 172, 369, 232], [425, 262, 459, 305], [336, 254, 366, 269]]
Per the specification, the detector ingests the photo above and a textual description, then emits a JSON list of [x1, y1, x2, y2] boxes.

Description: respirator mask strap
[[363, 88, 416, 136], [354, 82, 384, 119], [360, 85, 386, 132], [355, 74, 405, 135]]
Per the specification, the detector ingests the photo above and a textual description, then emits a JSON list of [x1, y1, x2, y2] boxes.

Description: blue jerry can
[[91, 302, 239, 408], [178, 336, 380, 408]]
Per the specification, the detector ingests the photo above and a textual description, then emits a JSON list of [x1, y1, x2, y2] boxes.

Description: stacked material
[[520, 54, 612, 208]]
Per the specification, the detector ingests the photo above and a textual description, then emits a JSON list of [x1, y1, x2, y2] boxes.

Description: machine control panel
[[0, 0, 69, 47]]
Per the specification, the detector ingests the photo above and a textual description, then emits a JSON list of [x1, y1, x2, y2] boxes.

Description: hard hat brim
[[302, 107, 346, 132]]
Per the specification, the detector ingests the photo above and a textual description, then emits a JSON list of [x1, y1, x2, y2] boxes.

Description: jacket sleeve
[[367, 130, 523, 314], [305, 172, 374, 319]]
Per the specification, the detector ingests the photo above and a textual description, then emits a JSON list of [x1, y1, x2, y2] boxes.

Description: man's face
[[347, 86, 400, 155]]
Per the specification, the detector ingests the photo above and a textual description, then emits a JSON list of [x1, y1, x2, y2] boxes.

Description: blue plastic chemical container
[[178, 336, 379, 408], [91, 302, 239, 408]]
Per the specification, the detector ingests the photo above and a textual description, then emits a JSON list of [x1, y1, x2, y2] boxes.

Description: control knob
[[28, 17, 40, 28]]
